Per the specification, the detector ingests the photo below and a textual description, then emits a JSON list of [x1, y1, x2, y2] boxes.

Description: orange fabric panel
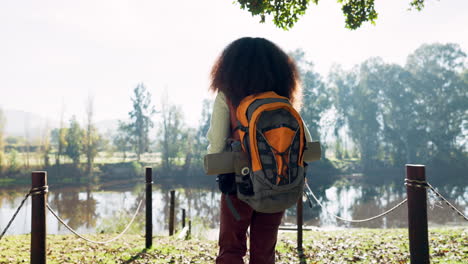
[[264, 127, 295, 178], [263, 127, 295, 153], [249, 102, 305, 171]]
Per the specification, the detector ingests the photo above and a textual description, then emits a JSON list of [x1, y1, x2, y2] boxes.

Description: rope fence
[[301, 179, 467, 224], [427, 182, 468, 221], [1, 165, 466, 264], [304, 182, 408, 223], [46, 200, 143, 244], [0, 190, 31, 241]]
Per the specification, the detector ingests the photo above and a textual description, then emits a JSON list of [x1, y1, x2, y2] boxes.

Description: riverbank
[[1, 228, 466, 263]]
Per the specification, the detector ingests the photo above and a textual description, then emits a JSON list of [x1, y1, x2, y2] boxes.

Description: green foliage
[[113, 121, 133, 162], [330, 60, 382, 170], [83, 97, 102, 174], [404, 43, 467, 164], [130, 161, 143, 176], [192, 99, 213, 166], [0, 152, 5, 174], [83, 125, 101, 171], [65, 116, 83, 166], [339, 0, 378, 29], [120, 83, 156, 161], [409, 0, 426, 10], [158, 101, 187, 171], [7, 149, 19, 173], [330, 43, 467, 169], [235, 0, 430, 30], [41, 138, 51, 168], [291, 49, 331, 143], [236, 0, 314, 30], [50, 127, 68, 166]]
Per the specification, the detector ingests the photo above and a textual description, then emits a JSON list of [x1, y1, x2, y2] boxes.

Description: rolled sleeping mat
[[204, 152, 235, 175], [303, 141, 321, 162], [204, 141, 321, 175]]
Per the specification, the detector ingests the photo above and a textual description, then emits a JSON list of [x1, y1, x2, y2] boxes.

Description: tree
[[461, 69, 468, 152], [65, 116, 83, 166], [192, 99, 213, 165], [51, 127, 68, 165], [367, 62, 422, 166], [404, 43, 467, 164], [235, 0, 431, 30], [83, 96, 101, 174], [0, 108, 5, 173], [122, 83, 156, 161], [290, 49, 331, 142], [53, 104, 67, 166], [113, 121, 132, 162], [159, 98, 186, 171], [41, 124, 52, 167], [330, 59, 382, 170], [329, 43, 467, 169]]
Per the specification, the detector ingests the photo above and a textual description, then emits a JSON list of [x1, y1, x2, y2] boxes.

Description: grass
[[0, 228, 466, 263]]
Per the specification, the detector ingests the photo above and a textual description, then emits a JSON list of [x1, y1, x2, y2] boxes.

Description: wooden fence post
[[145, 167, 153, 249], [406, 164, 430, 264], [169, 190, 175, 236], [182, 209, 186, 228], [297, 197, 303, 254], [188, 220, 192, 239], [31, 171, 47, 264]]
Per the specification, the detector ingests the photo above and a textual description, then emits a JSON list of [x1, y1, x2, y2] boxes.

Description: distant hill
[[3, 109, 57, 140], [2, 109, 121, 140]]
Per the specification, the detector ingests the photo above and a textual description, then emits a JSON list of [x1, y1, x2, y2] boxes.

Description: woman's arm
[[206, 92, 231, 154]]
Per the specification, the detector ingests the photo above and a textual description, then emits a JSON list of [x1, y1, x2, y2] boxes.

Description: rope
[[405, 179, 429, 189], [30, 185, 49, 196], [405, 179, 467, 221], [46, 199, 143, 244], [304, 182, 407, 223], [0, 191, 31, 241], [427, 183, 468, 221]]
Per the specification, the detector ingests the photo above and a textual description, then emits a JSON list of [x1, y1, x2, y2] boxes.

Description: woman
[[207, 37, 311, 264]]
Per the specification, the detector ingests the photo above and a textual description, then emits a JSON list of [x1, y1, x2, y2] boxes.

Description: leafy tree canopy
[[235, 0, 430, 30]]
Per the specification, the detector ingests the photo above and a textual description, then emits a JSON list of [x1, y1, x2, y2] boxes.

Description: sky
[[1, 0, 467, 127]]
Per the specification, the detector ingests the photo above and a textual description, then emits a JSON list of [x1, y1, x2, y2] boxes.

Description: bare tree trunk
[[56, 103, 65, 166], [85, 95, 94, 176]]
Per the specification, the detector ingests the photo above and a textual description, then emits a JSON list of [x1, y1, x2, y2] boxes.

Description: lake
[[1, 175, 467, 239]]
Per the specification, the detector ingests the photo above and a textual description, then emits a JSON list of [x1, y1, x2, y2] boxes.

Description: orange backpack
[[232, 91, 307, 213]]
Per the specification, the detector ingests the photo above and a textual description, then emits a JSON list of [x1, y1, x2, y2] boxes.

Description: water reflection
[[0, 179, 466, 237], [48, 185, 98, 230], [291, 182, 467, 229]]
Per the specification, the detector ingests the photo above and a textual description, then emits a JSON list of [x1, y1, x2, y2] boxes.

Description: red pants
[[216, 194, 284, 264]]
